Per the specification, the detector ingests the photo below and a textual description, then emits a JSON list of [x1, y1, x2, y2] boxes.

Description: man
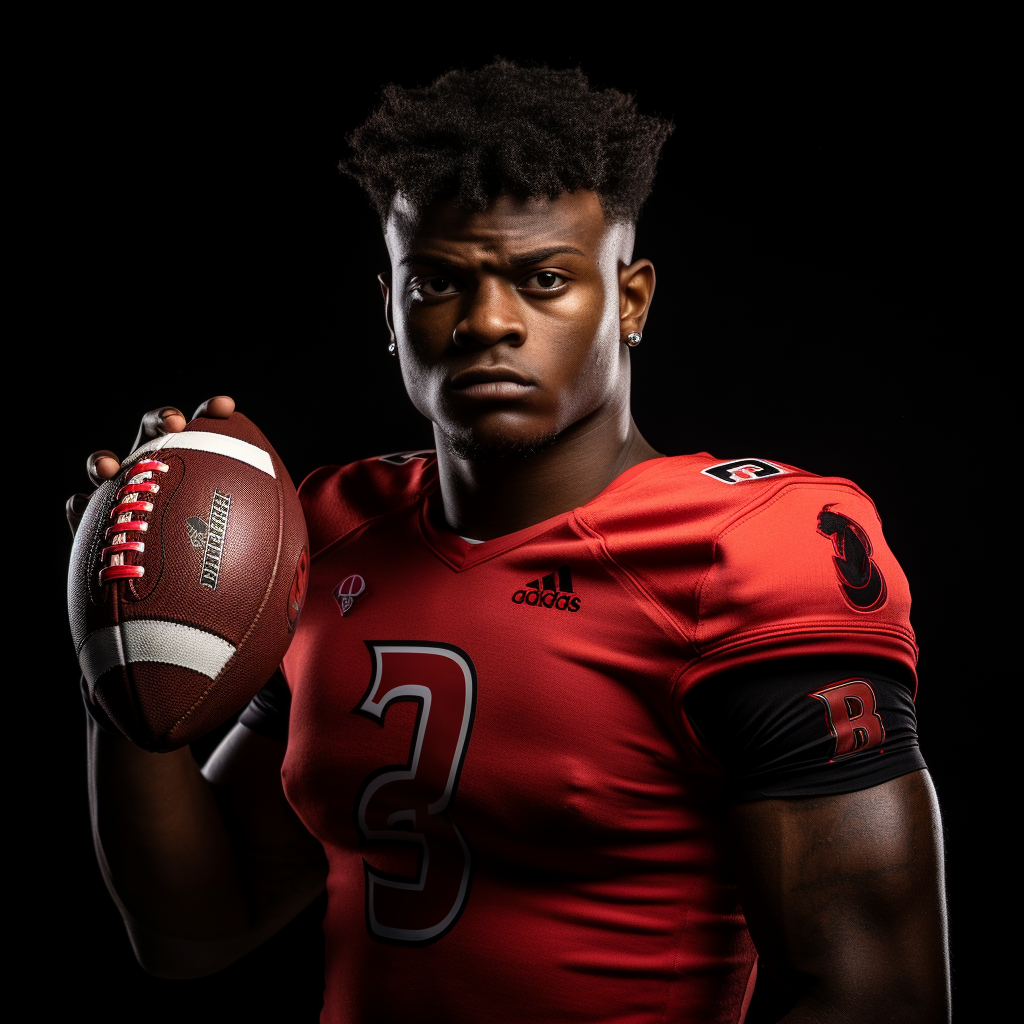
[[72, 60, 949, 1022]]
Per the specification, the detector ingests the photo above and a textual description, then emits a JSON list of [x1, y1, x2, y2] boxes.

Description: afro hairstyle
[[340, 58, 674, 225]]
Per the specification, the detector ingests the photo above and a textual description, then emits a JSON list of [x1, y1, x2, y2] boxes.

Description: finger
[[192, 395, 235, 420], [66, 493, 91, 537], [130, 406, 186, 453], [87, 450, 121, 488]]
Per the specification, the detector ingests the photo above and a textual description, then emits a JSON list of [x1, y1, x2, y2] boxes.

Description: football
[[68, 412, 309, 751]]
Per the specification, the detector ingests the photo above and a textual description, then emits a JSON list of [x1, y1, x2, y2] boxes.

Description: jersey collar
[[417, 456, 669, 572]]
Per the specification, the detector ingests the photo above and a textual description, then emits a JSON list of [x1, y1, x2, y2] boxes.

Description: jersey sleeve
[[238, 668, 292, 741], [670, 478, 921, 789], [684, 655, 926, 799], [580, 459, 920, 787], [688, 480, 917, 688]]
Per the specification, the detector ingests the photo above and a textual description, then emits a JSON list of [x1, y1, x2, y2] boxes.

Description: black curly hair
[[340, 58, 674, 225]]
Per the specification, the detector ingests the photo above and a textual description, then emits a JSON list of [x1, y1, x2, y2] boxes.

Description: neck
[[434, 404, 661, 540]]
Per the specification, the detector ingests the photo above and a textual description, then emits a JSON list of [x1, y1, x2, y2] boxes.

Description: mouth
[[449, 366, 537, 400]]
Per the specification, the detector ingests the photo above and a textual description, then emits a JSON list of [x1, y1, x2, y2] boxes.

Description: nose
[[453, 276, 525, 349]]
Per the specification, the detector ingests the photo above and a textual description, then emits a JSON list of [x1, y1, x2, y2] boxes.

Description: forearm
[[87, 717, 250, 941]]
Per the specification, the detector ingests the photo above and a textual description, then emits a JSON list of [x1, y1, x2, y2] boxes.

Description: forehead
[[384, 191, 632, 265]]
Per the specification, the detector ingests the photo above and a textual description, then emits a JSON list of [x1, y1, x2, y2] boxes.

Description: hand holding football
[[68, 406, 308, 751]]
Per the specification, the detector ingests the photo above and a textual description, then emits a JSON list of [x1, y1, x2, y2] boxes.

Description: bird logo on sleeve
[[815, 505, 888, 612]]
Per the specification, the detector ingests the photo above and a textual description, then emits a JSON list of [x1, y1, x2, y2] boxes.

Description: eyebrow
[[506, 246, 586, 267], [400, 245, 586, 270]]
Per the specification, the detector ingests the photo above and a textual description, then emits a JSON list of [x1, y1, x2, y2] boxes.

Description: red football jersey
[[279, 452, 916, 1024]]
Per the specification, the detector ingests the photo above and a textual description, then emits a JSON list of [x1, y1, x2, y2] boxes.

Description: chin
[[438, 423, 561, 462]]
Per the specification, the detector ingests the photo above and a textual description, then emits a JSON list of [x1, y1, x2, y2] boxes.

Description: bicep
[[729, 770, 950, 1022]]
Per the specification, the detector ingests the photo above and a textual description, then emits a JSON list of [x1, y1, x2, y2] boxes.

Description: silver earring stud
[[388, 340, 397, 357], [625, 332, 642, 347]]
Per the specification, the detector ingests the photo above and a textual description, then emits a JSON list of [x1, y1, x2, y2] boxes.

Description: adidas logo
[[512, 565, 581, 612]]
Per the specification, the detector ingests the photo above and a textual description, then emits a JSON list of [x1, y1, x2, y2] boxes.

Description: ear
[[378, 272, 396, 341], [618, 260, 656, 338]]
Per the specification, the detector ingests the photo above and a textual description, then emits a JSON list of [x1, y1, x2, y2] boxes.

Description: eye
[[521, 271, 567, 292], [412, 277, 459, 298]]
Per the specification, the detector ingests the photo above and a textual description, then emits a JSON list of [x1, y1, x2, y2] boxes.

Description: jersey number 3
[[353, 642, 477, 945]]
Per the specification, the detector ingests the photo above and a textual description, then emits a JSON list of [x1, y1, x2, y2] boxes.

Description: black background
[[30, 26, 1008, 1023]]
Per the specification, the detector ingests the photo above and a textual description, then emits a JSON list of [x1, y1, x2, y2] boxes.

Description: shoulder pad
[[298, 451, 437, 557]]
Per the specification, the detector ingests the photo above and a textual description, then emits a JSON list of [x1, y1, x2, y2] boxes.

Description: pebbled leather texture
[[68, 413, 309, 750]]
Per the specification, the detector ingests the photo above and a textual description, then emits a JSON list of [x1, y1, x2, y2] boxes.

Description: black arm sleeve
[[238, 669, 292, 742], [81, 675, 121, 735], [683, 655, 927, 801]]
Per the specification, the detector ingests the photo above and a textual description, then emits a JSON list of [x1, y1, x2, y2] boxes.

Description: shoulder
[[580, 452, 858, 550], [579, 453, 915, 675], [298, 450, 437, 558]]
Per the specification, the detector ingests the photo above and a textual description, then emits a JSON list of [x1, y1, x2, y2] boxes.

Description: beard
[[438, 424, 561, 463]]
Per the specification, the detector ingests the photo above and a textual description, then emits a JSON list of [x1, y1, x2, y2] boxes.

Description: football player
[[70, 60, 950, 1022]]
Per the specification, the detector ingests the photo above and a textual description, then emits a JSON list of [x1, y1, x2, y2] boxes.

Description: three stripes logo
[[512, 565, 580, 612]]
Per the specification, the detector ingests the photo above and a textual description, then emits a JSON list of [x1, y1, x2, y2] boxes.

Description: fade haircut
[[340, 58, 674, 225]]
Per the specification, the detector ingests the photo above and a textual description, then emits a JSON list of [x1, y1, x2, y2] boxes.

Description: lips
[[449, 366, 536, 400]]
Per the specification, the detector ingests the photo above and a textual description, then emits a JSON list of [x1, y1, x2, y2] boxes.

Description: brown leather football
[[68, 412, 309, 751]]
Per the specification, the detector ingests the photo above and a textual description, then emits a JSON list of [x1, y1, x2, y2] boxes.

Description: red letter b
[[810, 680, 885, 759]]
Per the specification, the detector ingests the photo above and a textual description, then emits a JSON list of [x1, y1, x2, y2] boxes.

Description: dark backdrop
[[31, 33, 1006, 1022]]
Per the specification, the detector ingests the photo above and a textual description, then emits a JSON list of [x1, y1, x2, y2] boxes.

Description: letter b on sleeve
[[810, 680, 885, 759]]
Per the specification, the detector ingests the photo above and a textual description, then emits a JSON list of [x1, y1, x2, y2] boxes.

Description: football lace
[[98, 459, 170, 584]]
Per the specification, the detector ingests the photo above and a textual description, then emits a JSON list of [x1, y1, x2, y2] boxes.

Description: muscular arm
[[77, 397, 327, 978], [729, 770, 949, 1023], [88, 717, 326, 978]]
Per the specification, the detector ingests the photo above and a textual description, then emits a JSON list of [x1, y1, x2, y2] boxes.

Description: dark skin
[[379, 190, 659, 537], [732, 776, 949, 1022], [71, 192, 949, 1019]]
